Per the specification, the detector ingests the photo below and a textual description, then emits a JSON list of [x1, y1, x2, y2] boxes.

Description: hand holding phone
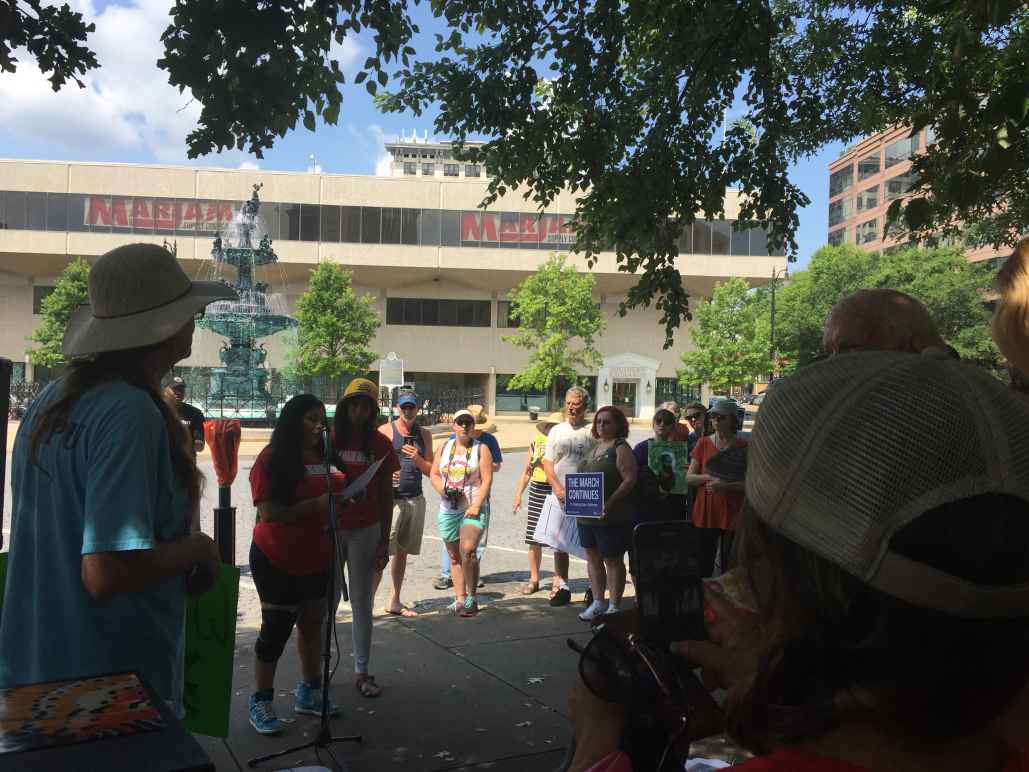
[[632, 521, 708, 645]]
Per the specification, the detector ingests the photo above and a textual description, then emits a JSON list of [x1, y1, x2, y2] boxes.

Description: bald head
[[823, 289, 946, 355]]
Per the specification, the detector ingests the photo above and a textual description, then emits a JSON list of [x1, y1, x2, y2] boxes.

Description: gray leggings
[[331, 522, 381, 675]]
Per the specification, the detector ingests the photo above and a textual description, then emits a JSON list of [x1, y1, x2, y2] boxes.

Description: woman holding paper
[[577, 406, 638, 621], [247, 394, 346, 735]]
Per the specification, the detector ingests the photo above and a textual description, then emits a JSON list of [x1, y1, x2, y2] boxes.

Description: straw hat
[[536, 410, 564, 434], [63, 243, 236, 358]]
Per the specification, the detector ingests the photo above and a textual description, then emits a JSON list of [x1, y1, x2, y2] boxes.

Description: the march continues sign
[[564, 472, 605, 518]]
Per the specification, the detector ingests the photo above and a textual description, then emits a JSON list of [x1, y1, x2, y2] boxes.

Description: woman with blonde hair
[[992, 237, 1029, 374]]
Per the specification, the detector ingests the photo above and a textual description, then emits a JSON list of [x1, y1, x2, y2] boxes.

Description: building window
[[884, 133, 921, 168], [886, 171, 919, 201], [829, 165, 854, 197], [828, 227, 849, 247], [655, 378, 700, 408], [855, 218, 878, 245], [710, 220, 731, 254], [856, 185, 879, 212], [828, 197, 852, 227], [341, 205, 361, 242], [497, 300, 519, 328], [32, 286, 55, 314], [422, 152, 434, 159], [403, 162, 417, 175], [925, 125, 938, 146], [444, 164, 459, 177], [386, 298, 491, 327], [422, 163, 435, 176], [465, 164, 481, 178], [857, 153, 880, 181]]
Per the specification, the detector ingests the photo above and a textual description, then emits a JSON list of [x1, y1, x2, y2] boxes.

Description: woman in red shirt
[[332, 378, 400, 699], [686, 398, 747, 575], [247, 394, 345, 735]]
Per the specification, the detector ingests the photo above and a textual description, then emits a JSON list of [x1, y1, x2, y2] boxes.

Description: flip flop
[[356, 675, 381, 698], [385, 606, 418, 617], [520, 581, 540, 595]]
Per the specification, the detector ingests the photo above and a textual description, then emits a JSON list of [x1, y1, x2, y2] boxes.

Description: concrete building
[[0, 147, 785, 418], [827, 126, 1003, 264]]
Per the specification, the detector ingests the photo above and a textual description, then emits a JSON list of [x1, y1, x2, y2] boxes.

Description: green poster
[[183, 564, 240, 738], [648, 440, 689, 495]]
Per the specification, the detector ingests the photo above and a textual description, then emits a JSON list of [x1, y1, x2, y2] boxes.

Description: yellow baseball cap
[[340, 377, 378, 403]]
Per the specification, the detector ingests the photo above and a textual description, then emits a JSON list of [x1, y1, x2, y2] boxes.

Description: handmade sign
[[183, 564, 240, 738], [648, 440, 689, 495], [564, 472, 605, 518], [531, 494, 587, 560]]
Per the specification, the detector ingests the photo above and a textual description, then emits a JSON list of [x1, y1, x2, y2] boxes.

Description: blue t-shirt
[[0, 380, 190, 714]]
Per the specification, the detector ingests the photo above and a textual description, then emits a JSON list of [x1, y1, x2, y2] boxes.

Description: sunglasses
[[399, 403, 418, 409], [685, 413, 705, 421], [455, 419, 474, 427], [709, 413, 729, 421]]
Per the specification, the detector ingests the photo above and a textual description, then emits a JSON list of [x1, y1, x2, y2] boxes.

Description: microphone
[[321, 427, 332, 464]]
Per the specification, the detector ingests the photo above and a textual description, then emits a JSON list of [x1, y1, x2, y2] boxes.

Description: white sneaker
[[603, 602, 621, 615], [578, 600, 609, 621]]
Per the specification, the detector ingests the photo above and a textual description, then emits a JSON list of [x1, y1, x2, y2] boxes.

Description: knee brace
[[255, 606, 297, 663]]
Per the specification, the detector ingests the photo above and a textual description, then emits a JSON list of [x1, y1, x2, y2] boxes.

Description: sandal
[[356, 675, 381, 698], [520, 581, 540, 595]]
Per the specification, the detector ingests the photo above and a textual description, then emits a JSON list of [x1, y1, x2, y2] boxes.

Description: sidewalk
[[200, 569, 748, 772]]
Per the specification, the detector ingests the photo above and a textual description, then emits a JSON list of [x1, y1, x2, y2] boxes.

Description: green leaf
[[377, 69, 388, 87], [303, 110, 316, 132], [365, 80, 377, 96], [354, 70, 367, 84]]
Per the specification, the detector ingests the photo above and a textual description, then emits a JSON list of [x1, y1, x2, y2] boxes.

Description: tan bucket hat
[[536, 410, 564, 434], [63, 243, 236, 358]]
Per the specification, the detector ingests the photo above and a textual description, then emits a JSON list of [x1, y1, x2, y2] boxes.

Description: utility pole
[[770, 266, 787, 378]]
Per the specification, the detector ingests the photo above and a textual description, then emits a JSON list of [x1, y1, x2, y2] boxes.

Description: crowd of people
[[3, 239, 1028, 772]]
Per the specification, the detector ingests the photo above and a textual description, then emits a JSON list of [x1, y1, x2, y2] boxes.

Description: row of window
[[401, 162, 480, 177], [829, 128, 932, 198], [0, 191, 786, 256], [827, 171, 922, 227], [828, 216, 881, 247]]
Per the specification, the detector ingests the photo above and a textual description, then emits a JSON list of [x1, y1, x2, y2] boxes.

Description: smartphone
[[403, 435, 417, 446], [632, 521, 707, 644]]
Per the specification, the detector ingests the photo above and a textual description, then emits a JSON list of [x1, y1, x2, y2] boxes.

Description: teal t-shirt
[[0, 379, 190, 714]]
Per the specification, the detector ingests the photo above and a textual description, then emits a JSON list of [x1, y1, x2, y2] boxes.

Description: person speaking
[[246, 395, 346, 735]]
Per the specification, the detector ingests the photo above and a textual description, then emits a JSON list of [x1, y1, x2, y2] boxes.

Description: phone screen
[[633, 522, 707, 643]]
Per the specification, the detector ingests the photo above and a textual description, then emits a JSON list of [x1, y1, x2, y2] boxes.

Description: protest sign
[[648, 440, 690, 495], [183, 564, 240, 738], [531, 494, 587, 560], [564, 472, 605, 518]]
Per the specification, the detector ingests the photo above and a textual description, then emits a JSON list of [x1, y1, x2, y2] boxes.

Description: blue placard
[[564, 472, 605, 518]]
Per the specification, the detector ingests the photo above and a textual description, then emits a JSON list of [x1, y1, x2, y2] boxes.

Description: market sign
[[84, 196, 236, 231], [460, 212, 576, 245]]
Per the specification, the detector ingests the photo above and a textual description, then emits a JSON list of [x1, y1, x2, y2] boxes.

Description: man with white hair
[[542, 385, 597, 606]]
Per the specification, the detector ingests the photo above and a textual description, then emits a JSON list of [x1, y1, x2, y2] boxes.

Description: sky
[[0, 0, 843, 270]]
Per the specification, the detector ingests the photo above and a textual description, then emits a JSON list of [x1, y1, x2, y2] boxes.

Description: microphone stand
[[248, 430, 362, 770]]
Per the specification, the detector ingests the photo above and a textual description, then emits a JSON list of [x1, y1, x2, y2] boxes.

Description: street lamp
[[770, 266, 788, 378]]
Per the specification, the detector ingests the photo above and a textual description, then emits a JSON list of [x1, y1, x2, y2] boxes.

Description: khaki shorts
[[390, 494, 426, 555]]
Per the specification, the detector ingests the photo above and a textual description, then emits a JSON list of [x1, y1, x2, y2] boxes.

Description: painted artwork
[[648, 440, 690, 495], [0, 673, 164, 754]]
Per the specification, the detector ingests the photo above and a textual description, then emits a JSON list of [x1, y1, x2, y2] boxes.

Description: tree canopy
[[678, 277, 772, 393], [6, 0, 1027, 344], [288, 262, 380, 380], [503, 254, 605, 397], [26, 257, 90, 368], [771, 244, 1000, 369]]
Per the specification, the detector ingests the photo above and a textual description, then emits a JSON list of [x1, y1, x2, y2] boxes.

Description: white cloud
[[238, 160, 261, 170], [0, 0, 354, 167]]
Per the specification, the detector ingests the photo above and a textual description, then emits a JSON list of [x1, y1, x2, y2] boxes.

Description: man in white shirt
[[541, 386, 597, 606]]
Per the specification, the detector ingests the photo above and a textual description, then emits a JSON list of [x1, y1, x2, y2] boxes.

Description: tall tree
[[503, 255, 605, 402], [678, 278, 772, 393], [289, 262, 380, 380], [7, 1, 1027, 344], [769, 244, 999, 370], [26, 257, 91, 368]]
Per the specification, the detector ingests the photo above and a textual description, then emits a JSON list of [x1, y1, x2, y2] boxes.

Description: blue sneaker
[[248, 695, 284, 735], [294, 680, 341, 717]]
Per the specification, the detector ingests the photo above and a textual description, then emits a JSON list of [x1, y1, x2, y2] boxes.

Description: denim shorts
[[438, 503, 491, 543], [577, 521, 632, 558]]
